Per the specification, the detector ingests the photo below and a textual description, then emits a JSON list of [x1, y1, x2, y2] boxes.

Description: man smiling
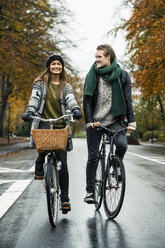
[[83, 44, 136, 203]]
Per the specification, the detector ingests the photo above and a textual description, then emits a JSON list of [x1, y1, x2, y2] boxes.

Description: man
[[83, 44, 136, 203]]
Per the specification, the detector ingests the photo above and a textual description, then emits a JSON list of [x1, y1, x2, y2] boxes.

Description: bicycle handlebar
[[90, 125, 127, 135], [31, 110, 76, 124]]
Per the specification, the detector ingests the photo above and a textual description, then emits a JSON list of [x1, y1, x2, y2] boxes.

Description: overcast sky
[[63, 0, 131, 77]]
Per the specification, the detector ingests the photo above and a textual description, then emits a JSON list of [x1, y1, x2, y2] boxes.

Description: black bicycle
[[95, 125, 126, 219], [31, 111, 74, 227]]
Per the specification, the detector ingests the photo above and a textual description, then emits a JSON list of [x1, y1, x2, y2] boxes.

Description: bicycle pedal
[[109, 184, 119, 189], [34, 175, 44, 180]]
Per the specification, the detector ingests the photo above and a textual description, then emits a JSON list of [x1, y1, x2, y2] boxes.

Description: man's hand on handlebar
[[87, 122, 101, 129], [123, 120, 136, 134], [126, 127, 136, 134]]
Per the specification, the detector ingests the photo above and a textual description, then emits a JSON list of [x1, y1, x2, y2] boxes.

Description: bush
[[158, 133, 165, 142], [143, 130, 159, 141], [74, 132, 86, 138]]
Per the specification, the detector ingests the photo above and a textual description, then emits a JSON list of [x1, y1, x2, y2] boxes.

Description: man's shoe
[[61, 202, 71, 214], [84, 193, 96, 204], [34, 163, 44, 180]]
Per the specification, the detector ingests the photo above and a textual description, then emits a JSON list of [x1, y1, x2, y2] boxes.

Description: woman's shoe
[[61, 202, 71, 214]]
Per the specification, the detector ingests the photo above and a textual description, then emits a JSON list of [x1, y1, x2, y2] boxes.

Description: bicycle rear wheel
[[103, 156, 125, 219], [95, 156, 104, 210], [45, 162, 59, 227]]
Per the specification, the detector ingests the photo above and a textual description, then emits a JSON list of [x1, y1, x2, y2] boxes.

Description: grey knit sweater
[[26, 81, 80, 151], [93, 77, 118, 126]]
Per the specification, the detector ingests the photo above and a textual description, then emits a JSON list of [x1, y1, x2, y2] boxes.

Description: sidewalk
[[139, 141, 165, 149], [0, 142, 30, 157]]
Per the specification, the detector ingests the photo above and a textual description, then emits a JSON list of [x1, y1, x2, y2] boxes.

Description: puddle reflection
[[87, 211, 128, 248]]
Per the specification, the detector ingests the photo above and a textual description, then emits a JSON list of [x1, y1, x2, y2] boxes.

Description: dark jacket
[[83, 70, 135, 125]]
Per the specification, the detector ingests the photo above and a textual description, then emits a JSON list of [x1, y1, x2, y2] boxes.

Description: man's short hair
[[97, 44, 116, 63]]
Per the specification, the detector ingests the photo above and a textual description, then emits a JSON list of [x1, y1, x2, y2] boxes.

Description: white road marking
[[0, 165, 34, 173], [0, 180, 16, 185], [27, 165, 35, 172], [1, 161, 32, 164], [127, 152, 165, 165], [0, 179, 32, 219], [0, 167, 26, 173]]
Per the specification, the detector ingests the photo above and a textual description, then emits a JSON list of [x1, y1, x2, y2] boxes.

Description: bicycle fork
[[47, 155, 61, 197], [106, 137, 120, 190]]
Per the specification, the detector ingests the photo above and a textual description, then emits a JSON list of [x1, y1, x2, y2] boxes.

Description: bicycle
[[94, 125, 126, 219], [31, 111, 75, 227]]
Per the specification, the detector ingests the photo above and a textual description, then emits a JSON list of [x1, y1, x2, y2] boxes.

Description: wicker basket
[[32, 126, 69, 152]]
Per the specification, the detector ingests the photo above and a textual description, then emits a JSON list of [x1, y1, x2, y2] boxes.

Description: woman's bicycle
[[31, 111, 75, 227], [94, 125, 126, 219]]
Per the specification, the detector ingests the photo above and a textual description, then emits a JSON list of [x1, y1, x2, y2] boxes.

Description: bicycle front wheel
[[103, 156, 125, 219], [95, 157, 104, 210], [45, 162, 59, 227]]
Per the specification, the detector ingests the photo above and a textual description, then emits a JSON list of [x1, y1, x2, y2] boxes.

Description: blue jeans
[[86, 120, 127, 193]]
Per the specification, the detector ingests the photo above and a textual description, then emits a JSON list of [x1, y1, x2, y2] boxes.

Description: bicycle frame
[[99, 130, 121, 174], [95, 125, 126, 217], [45, 152, 60, 193], [99, 134, 106, 175], [31, 110, 75, 226], [106, 133, 118, 186]]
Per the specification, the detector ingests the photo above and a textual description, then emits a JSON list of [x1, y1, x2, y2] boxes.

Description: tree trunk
[[157, 94, 165, 134], [0, 74, 12, 136]]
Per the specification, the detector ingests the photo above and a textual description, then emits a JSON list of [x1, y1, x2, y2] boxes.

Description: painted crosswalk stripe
[[127, 152, 165, 165], [27, 165, 35, 172], [0, 179, 32, 219], [0, 165, 34, 173]]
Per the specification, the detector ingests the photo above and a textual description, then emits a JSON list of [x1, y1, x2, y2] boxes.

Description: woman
[[22, 55, 82, 213]]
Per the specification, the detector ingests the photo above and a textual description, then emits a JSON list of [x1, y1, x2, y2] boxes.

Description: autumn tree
[[110, 0, 165, 137], [0, 0, 78, 136]]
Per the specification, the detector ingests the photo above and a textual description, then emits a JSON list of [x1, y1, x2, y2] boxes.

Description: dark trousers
[[36, 122, 69, 202], [86, 121, 127, 193]]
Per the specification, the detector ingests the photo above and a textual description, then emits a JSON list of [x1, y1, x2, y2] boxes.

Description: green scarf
[[84, 60, 127, 117]]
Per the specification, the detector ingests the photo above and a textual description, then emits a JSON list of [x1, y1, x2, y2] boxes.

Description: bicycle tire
[[95, 156, 104, 210], [45, 162, 59, 227], [103, 155, 125, 219]]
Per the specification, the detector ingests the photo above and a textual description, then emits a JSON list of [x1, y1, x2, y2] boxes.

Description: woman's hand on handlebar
[[22, 112, 34, 122], [72, 108, 82, 120]]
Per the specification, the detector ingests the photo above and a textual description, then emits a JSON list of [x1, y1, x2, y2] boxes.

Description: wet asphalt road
[[0, 139, 165, 248]]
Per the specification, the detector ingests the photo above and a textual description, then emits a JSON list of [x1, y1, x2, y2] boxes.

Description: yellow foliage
[[125, 0, 165, 99]]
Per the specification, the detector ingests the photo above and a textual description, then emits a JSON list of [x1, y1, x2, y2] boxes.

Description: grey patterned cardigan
[[25, 81, 81, 151]]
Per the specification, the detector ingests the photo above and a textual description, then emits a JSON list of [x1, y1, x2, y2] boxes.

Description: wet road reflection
[[1, 140, 165, 248], [87, 211, 128, 248]]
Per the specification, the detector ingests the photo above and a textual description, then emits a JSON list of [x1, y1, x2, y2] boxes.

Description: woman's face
[[49, 60, 63, 75]]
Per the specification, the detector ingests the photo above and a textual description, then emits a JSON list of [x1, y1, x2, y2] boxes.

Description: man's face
[[95, 50, 111, 68]]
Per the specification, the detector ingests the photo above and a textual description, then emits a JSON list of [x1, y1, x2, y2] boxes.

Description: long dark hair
[[33, 66, 67, 98]]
